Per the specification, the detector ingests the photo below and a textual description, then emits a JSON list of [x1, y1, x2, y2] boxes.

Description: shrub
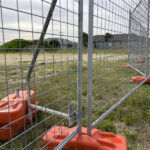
[[0, 39, 33, 50]]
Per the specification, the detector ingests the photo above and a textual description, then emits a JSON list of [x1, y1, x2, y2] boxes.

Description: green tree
[[83, 32, 88, 47], [33, 40, 38, 45], [67, 43, 72, 48], [44, 41, 50, 48], [49, 40, 60, 48], [105, 33, 113, 42]]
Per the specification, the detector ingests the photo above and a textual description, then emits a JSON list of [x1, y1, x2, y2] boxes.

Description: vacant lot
[[0, 51, 127, 66], [0, 50, 149, 150]]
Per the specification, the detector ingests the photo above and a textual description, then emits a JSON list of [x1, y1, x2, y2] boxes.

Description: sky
[[0, 0, 143, 45], [0, 0, 88, 44]]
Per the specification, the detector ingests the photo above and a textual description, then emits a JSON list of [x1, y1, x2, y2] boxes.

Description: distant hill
[[0, 39, 33, 50], [0, 39, 52, 51]]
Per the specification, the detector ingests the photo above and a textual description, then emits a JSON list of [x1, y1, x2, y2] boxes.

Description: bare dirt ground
[[0, 53, 127, 66]]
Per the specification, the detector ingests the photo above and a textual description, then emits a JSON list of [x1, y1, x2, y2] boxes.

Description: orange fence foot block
[[43, 126, 127, 150], [137, 56, 150, 63], [0, 116, 30, 141], [132, 76, 150, 84], [0, 90, 38, 141], [122, 64, 130, 68]]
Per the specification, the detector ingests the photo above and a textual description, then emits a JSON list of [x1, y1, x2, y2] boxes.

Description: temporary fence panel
[[0, 0, 83, 149], [87, 0, 150, 145], [128, 0, 149, 76], [0, 0, 150, 149]]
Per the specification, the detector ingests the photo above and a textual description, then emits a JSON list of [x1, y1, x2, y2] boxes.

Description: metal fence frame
[[128, 0, 150, 76]]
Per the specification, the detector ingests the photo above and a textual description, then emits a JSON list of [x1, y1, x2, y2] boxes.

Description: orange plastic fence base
[[122, 64, 130, 68], [137, 56, 150, 63], [43, 126, 127, 150], [0, 91, 38, 141], [0, 115, 30, 141], [132, 76, 150, 84]]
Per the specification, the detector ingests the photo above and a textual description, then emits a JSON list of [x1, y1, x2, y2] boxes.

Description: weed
[[124, 131, 138, 141], [97, 120, 116, 133]]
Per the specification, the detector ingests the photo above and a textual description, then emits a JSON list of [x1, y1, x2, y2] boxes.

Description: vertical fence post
[[139, 22, 142, 58], [87, 0, 94, 136], [77, 0, 83, 134], [146, 0, 150, 76], [128, 10, 131, 65]]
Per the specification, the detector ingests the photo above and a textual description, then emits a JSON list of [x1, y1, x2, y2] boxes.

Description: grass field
[[0, 50, 149, 150]]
